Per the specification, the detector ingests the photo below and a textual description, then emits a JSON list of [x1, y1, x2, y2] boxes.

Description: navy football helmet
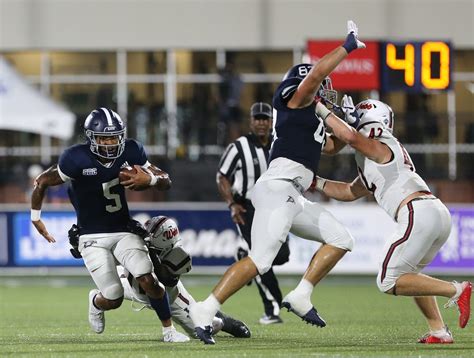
[[84, 108, 126, 159], [283, 63, 337, 104], [283, 63, 313, 81]]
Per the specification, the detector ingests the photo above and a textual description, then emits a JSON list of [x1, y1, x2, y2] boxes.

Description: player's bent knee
[[249, 256, 272, 275], [103, 282, 124, 301], [137, 274, 164, 298], [376, 275, 397, 294], [332, 230, 355, 252]]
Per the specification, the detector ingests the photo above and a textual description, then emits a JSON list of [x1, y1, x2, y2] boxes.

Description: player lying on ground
[[118, 216, 251, 339], [312, 96, 472, 343]]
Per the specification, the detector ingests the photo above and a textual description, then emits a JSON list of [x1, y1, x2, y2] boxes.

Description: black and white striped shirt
[[218, 133, 271, 198]]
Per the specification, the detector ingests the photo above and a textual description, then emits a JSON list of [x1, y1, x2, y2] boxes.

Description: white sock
[[162, 325, 175, 334], [204, 294, 221, 313], [450, 281, 463, 300], [294, 278, 314, 298], [431, 326, 449, 337]]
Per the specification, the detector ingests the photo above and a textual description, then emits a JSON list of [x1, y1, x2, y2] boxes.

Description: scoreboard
[[381, 41, 451, 92], [307, 39, 452, 93]]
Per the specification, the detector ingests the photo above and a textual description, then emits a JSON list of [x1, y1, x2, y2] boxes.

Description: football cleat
[[282, 291, 326, 327], [215, 311, 251, 338], [444, 281, 472, 328], [418, 327, 453, 344], [259, 314, 283, 325], [195, 326, 215, 345], [88, 289, 105, 334], [162, 326, 190, 343]]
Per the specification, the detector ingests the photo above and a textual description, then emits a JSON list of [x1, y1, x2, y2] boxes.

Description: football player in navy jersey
[[31, 108, 188, 342], [190, 20, 366, 344]]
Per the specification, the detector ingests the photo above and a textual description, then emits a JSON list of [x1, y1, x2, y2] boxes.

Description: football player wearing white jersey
[[190, 20, 366, 344], [313, 96, 472, 344], [119, 216, 251, 340]]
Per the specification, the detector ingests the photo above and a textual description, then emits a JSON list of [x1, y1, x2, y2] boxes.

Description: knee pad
[[103, 282, 125, 301], [248, 254, 272, 275], [376, 272, 397, 293], [330, 227, 355, 252], [126, 250, 153, 278]]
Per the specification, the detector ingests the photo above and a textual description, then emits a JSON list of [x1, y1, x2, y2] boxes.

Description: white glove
[[341, 95, 360, 127], [343, 20, 366, 53]]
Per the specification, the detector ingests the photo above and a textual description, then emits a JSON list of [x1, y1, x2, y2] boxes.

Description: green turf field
[[0, 275, 472, 357]]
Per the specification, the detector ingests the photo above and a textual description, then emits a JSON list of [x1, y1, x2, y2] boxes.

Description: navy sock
[[148, 292, 172, 321]]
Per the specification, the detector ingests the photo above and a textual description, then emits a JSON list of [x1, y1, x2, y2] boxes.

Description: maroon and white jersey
[[355, 132, 430, 219]]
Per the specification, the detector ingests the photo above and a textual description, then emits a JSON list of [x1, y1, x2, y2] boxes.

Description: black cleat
[[195, 325, 215, 345], [216, 311, 251, 338], [281, 302, 326, 327]]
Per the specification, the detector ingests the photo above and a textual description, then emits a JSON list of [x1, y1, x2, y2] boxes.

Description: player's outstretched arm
[[322, 134, 347, 155], [289, 20, 366, 108], [316, 176, 370, 202], [31, 165, 65, 243], [316, 100, 392, 163]]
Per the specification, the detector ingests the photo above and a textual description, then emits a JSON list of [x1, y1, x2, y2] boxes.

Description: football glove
[[343, 20, 366, 53], [341, 94, 361, 128], [68, 224, 82, 259]]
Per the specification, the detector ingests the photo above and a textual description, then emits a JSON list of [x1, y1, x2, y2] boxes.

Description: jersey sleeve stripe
[[57, 165, 71, 182]]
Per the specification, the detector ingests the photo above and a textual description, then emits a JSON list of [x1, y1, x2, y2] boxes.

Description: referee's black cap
[[250, 102, 273, 119]]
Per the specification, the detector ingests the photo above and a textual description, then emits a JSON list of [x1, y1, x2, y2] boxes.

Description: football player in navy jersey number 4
[[189, 20, 366, 344], [31, 108, 189, 342]]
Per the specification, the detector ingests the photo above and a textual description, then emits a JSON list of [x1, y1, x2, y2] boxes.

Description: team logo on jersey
[[286, 195, 295, 204], [82, 168, 97, 176]]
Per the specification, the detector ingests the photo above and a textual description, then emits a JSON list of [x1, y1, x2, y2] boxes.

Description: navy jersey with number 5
[[270, 77, 326, 173], [58, 139, 148, 234]]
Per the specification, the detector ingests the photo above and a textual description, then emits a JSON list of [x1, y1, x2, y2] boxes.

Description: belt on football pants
[[280, 178, 305, 195]]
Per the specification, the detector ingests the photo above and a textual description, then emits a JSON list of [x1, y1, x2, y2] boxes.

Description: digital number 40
[[386, 41, 450, 90]]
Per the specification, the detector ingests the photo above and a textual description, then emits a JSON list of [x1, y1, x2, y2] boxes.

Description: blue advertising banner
[[10, 208, 239, 268], [3, 204, 474, 275]]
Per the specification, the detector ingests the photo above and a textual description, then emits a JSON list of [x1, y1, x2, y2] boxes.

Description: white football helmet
[[145, 216, 180, 253], [355, 99, 394, 138]]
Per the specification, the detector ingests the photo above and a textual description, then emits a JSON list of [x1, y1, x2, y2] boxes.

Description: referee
[[217, 102, 290, 325]]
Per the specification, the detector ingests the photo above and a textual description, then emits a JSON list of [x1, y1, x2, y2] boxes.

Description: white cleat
[[88, 289, 105, 334], [162, 326, 190, 343]]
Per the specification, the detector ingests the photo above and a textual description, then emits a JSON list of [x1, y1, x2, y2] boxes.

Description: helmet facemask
[[86, 130, 125, 159], [318, 77, 338, 105]]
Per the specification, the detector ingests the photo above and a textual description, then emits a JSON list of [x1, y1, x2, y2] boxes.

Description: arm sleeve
[[272, 77, 302, 111], [218, 143, 240, 177]]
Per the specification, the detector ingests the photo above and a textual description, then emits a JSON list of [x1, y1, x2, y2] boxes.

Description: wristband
[[315, 102, 332, 122], [149, 174, 158, 186], [315, 177, 327, 191], [31, 209, 41, 221], [342, 33, 357, 54]]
